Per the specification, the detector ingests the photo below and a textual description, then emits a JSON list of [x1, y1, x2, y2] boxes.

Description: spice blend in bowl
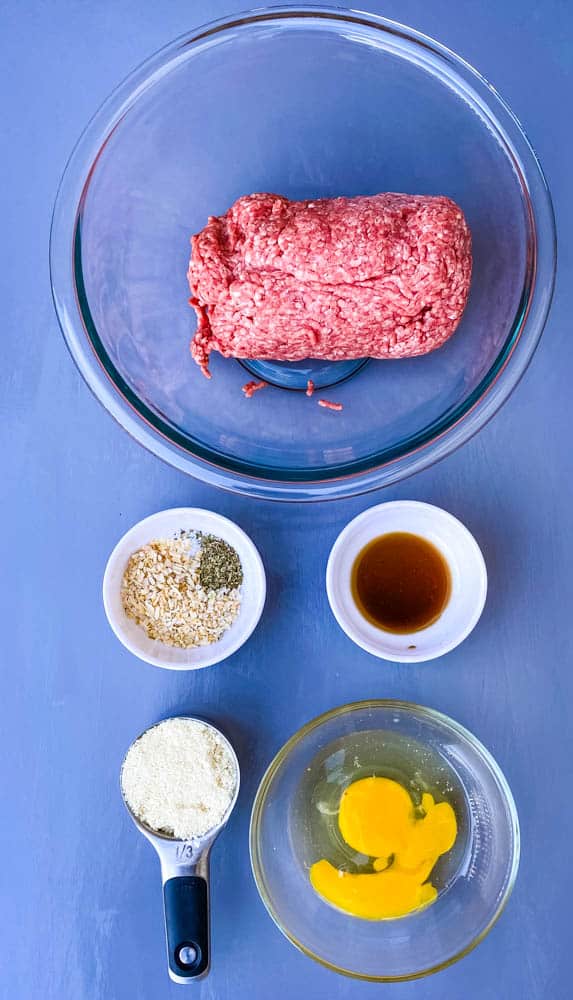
[[103, 507, 266, 670], [121, 533, 242, 649]]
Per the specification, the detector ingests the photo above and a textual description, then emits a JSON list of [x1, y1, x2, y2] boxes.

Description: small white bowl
[[103, 507, 266, 669], [326, 501, 487, 663]]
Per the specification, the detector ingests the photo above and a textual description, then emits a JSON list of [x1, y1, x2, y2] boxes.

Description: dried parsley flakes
[[199, 535, 243, 591]]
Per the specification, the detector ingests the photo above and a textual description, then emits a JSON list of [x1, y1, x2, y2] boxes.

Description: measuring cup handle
[[163, 876, 209, 981]]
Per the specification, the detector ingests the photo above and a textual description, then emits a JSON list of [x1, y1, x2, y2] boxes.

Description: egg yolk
[[309, 776, 457, 920]]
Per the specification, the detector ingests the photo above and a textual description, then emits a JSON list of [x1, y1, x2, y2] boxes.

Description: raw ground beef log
[[188, 192, 472, 377]]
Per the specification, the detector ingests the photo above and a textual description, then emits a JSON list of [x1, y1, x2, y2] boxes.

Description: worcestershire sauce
[[351, 532, 451, 634]]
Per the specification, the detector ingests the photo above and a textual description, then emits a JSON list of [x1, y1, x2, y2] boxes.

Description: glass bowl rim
[[50, 4, 557, 501], [249, 698, 521, 982]]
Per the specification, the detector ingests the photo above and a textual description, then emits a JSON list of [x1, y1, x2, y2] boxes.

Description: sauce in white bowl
[[326, 501, 487, 663]]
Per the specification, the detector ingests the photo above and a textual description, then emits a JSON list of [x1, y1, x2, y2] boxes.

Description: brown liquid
[[351, 532, 451, 634]]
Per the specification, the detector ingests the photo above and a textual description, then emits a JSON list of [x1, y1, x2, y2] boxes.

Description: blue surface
[[1, 2, 571, 998]]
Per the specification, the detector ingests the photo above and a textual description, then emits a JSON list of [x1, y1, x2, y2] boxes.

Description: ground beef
[[188, 192, 472, 377], [241, 379, 267, 398], [318, 399, 343, 412]]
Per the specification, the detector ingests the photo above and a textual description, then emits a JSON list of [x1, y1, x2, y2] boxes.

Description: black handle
[[163, 876, 209, 980]]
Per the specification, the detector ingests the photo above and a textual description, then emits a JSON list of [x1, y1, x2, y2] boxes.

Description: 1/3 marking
[[175, 843, 195, 861]]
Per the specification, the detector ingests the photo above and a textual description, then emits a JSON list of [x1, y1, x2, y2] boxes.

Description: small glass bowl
[[51, 6, 555, 500], [250, 700, 520, 981]]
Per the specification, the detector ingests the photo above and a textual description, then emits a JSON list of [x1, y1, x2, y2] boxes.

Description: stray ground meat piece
[[318, 399, 343, 412], [306, 379, 315, 397], [187, 192, 472, 377], [242, 380, 267, 398]]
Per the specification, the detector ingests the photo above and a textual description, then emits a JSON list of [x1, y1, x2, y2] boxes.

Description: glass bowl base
[[240, 357, 369, 391]]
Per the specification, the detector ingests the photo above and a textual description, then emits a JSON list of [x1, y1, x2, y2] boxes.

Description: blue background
[[1, 2, 571, 998]]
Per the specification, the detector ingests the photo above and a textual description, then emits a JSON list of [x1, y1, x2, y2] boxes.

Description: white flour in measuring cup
[[121, 717, 238, 840]]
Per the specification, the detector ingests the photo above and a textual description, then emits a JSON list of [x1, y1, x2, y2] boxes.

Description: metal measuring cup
[[120, 717, 240, 983]]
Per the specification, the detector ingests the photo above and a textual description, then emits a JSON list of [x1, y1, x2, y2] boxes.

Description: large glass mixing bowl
[[250, 701, 520, 981], [50, 6, 556, 500]]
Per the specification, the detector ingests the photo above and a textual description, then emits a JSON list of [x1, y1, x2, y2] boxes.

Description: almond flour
[[121, 718, 237, 840]]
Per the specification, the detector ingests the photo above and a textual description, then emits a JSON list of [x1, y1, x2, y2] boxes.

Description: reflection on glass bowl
[[50, 6, 555, 500]]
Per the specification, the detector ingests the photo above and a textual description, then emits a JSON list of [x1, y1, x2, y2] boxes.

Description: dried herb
[[199, 535, 243, 591]]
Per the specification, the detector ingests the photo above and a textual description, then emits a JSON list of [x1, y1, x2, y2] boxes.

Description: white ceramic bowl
[[326, 501, 487, 663], [103, 507, 266, 669]]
